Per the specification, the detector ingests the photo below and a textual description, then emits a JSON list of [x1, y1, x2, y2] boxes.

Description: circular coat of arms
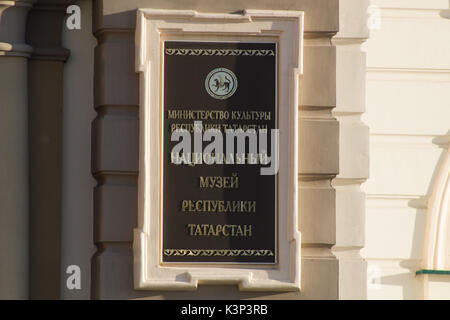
[[205, 68, 238, 100]]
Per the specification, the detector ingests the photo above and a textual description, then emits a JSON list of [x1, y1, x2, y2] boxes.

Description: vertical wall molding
[[423, 0, 450, 276], [91, 21, 140, 298], [0, 0, 35, 299], [298, 31, 339, 300], [331, 0, 370, 300], [423, 146, 450, 270], [26, 0, 75, 299]]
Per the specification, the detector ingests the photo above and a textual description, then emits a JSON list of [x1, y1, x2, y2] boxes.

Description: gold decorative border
[[164, 249, 274, 257], [165, 48, 275, 56]]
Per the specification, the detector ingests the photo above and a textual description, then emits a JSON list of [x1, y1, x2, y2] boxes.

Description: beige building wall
[[56, 0, 343, 299], [90, 0, 341, 299], [362, 0, 450, 299], [0, 0, 33, 299], [3, 0, 447, 299], [332, 0, 370, 300]]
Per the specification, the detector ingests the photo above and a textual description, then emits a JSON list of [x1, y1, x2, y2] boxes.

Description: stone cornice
[[26, 1, 74, 61], [0, 0, 75, 60], [0, 0, 35, 8], [0, 0, 36, 57], [31, 47, 70, 61], [0, 42, 33, 57]]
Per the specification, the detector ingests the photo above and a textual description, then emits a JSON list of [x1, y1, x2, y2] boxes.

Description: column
[[0, 0, 35, 299], [26, 0, 74, 299]]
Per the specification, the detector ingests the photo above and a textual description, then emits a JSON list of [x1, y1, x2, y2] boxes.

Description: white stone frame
[[134, 9, 303, 291], [423, 147, 450, 270]]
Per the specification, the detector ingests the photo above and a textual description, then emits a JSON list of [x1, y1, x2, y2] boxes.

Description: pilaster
[[91, 21, 139, 299], [26, 0, 75, 299], [0, 0, 35, 299], [298, 30, 339, 299], [331, 0, 370, 300]]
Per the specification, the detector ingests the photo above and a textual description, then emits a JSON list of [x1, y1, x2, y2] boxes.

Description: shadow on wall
[[377, 269, 421, 300], [403, 0, 450, 287], [375, 129, 450, 299], [439, 1, 450, 19]]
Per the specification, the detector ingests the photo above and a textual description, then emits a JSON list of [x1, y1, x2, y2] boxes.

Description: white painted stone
[[366, 8, 450, 70], [334, 44, 366, 113], [423, 275, 450, 299], [423, 148, 450, 270], [331, 0, 370, 300], [335, 0, 370, 39], [366, 71, 450, 135], [364, 207, 426, 260], [335, 256, 367, 299], [371, 0, 449, 10], [366, 260, 424, 300], [334, 187, 365, 247], [337, 122, 369, 179], [365, 136, 444, 196]]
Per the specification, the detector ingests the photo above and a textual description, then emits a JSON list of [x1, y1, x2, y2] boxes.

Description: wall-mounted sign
[[162, 41, 277, 264], [135, 9, 303, 291]]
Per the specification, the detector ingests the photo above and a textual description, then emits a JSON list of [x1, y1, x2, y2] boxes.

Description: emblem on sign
[[205, 68, 238, 100]]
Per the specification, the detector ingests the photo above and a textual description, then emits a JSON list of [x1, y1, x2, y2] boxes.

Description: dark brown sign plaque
[[162, 41, 277, 264]]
